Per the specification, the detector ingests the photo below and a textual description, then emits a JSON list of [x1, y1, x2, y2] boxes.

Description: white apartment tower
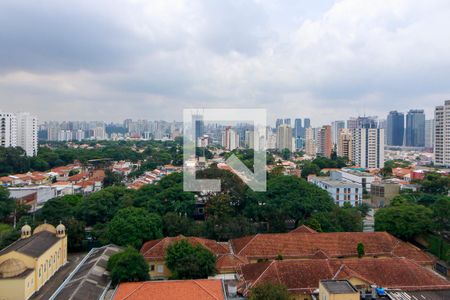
[[1, 111, 37, 156], [352, 128, 384, 169], [0, 112, 17, 148], [434, 100, 450, 167]]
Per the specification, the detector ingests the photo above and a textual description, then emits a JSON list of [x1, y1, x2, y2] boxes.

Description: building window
[[150, 265, 155, 271], [157, 265, 164, 273]]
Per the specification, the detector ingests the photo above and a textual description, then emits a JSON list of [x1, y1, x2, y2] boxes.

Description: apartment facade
[[309, 176, 362, 207], [434, 100, 450, 167], [0, 112, 37, 156], [351, 128, 384, 169], [337, 128, 352, 162]]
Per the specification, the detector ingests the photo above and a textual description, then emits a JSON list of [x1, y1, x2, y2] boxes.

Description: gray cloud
[[0, 0, 449, 124]]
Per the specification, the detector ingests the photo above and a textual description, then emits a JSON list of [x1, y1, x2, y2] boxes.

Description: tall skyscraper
[[337, 128, 353, 161], [434, 101, 450, 167], [331, 120, 345, 146], [294, 118, 302, 150], [276, 124, 292, 151], [304, 118, 311, 129], [405, 109, 425, 147], [386, 111, 404, 146], [318, 125, 332, 158], [193, 114, 204, 147], [284, 118, 291, 126], [425, 119, 435, 149], [352, 128, 385, 168], [275, 119, 283, 129]]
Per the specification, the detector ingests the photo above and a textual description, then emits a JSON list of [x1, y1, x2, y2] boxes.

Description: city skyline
[[1, 1, 450, 123]]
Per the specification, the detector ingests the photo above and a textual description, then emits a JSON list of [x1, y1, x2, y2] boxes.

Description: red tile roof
[[113, 279, 226, 300], [216, 253, 248, 273], [230, 232, 434, 265], [140, 235, 230, 261], [238, 258, 450, 296], [290, 225, 317, 234]]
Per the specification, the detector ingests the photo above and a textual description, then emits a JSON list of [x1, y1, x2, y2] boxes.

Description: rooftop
[[0, 230, 60, 258], [312, 176, 362, 188], [113, 279, 226, 300], [230, 232, 434, 265], [321, 280, 358, 294], [51, 245, 122, 300], [238, 258, 450, 297]]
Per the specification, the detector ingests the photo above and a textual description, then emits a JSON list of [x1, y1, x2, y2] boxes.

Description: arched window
[[39, 266, 42, 278]]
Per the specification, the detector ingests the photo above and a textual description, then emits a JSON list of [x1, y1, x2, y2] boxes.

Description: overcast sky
[[0, 0, 449, 126]]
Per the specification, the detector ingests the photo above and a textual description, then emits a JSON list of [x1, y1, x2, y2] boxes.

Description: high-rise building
[[222, 126, 239, 150], [425, 119, 435, 149], [305, 127, 316, 156], [294, 118, 302, 150], [304, 118, 311, 129], [348, 116, 378, 130], [0, 112, 17, 148], [275, 119, 283, 129], [318, 125, 332, 158], [284, 118, 291, 126], [386, 111, 404, 146], [405, 109, 425, 147], [352, 128, 385, 169], [337, 128, 353, 162], [0, 112, 37, 156], [16, 112, 38, 157], [331, 121, 345, 146], [193, 114, 204, 147], [276, 124, 292, 151], [434, 100, 450, 167]]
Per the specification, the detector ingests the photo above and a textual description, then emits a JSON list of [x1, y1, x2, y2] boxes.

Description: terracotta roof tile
[[290, 225, 317, 234], [230, 232, 434, 265], [140, 236, 230, 261], [113, 279, 226, 300], [238, 258, 450, 296]]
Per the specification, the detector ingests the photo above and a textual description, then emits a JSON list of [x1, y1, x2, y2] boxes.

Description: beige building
[[0, 222, 68, 300], [337, 128, 352, 161], [370, 181, 400, 207]]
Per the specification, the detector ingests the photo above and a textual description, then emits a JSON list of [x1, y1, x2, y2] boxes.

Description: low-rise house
[[113, 279, 227, 300], [308, 175, 362, 207], [8, 186, 57, 207], [230, 231, 435, 267], [237, 258, 450, 299], [140, 236, 232, 279]]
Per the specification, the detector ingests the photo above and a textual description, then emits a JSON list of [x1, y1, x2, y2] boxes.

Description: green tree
[[165, 239, 216, 279], [281, 148, 291, 160], [0, 223, 20, 249], [107, 247, 150, 285], [66, 219, 86, 252], [375, 204, 432, 240], [421, 173, 450, 195], [106, 207, 162, 249], [0, 187, 14, 222], [432, 197, 450, 232], [300, 161, 321, 179], [244, 176, 335, 232], [40, 195, 83, 224], [249, 282, 291, 300], [357, 242, 365, 258], [103, 169, 125, 187]]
